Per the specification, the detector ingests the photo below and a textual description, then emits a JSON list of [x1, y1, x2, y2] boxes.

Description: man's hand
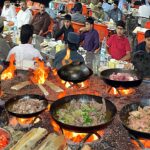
[[79, 27, 87, 33], [39, 30, 43, 36], [5, 34, 12, 43]]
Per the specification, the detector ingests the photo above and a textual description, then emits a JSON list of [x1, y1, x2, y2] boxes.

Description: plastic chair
[[33, 2, 40, 9], [136, 31, 145, 44], [82, 5, 88, 16], [16, 7, 21, 13], [144, 21, 150, 29], [66, 3, 74, 13], [43, 19, 54, 36], [71, 21, 85, 33], [94, 23, 108, 41]]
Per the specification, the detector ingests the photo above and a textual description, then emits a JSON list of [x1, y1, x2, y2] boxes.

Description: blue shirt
[[80, 29, 100, 52]]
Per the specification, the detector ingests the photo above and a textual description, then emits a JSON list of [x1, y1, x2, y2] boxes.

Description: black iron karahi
[[5, 94, 48, 118], [50, 94, 117, 133], [57, 62, 93, 83], [100, 68, 143, 88], [120, 99, 150, 139]]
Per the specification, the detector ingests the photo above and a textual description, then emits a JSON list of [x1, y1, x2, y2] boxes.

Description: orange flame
[[51, 120, 104, 143], [16, 117, 35, 125], [1, 54, 16, 80], [109, 87, 135, 96], [30, 58, 49, 84]]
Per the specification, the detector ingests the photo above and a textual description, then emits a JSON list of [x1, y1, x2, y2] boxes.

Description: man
[[107, 20, 131, 60], [138, 1, 150, 27], [31, 3, 50, 35], [7, 24, 43, 67], [80, 17, 100, 52], [17, 0, 33, 28], [54, 14, 74, 44], [132, 30, 150, 77], [71, 3, 86, 24], [53, 32, 84, 69], [108, 1, 122, 22], [102, 0, 113, 12], [1, 0, 16, 22], [0, 17, 14, 60]]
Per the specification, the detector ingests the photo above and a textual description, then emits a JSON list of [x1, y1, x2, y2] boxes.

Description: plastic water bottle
[[100, 37, 106, 63]]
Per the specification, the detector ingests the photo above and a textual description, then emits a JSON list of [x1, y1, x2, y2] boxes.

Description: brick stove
[[0, 71, 150, 150]]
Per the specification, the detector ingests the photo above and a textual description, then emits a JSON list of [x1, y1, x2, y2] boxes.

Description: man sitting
[[53, 32, 84, 69], [132, 30, 150, 77], [1, 0, 16, 23], [71, 3, 86, 24], [31, 3, 50, 36], [107, 20, 131, 60], [0, 17, 14, 60], [17, 0, 33, 28], [7, 24, 43, 68], [108, 1, 122, 22], [80, 17, 100, 52], [54, 14, 74, 44]]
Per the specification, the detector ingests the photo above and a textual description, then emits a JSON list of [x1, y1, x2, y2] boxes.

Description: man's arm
[[54, 27, 64, 40], [92, 31, 100, 52], [121, 51, 131, 61]]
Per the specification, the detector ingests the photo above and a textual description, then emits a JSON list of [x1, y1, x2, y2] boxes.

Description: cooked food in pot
[[10, 98, 46, 114], [128, 106, 150, 133], [55, 99, 107, 126], [0, 128, 10, 150], [109, 72, 138, 81]]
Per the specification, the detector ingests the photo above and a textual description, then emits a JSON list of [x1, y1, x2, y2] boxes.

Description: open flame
[[131, 138, 150, 149], [61, 80, 89, 89], [109, 87, 135, 96], [1, 54, 16, 80], [51, 120, 104, 143], [30, 58, 49, 84]]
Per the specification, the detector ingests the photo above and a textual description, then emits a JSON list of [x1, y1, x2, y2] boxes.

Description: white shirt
[[1, 5, 16, 22], [7, 44, 43, 69], [17, 8, 33, 28]]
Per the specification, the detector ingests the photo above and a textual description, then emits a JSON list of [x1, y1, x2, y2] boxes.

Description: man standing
[[1, 0, 16, 22], [55, 14, 74, 44], [17, 0, 33, 28], [80, 17, 100, 52], [31, 3, 50, 36], [107, 20, 131, 61]]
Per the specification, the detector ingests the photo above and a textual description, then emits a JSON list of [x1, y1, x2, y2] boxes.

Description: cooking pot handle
[[71, 61, 83, 66]]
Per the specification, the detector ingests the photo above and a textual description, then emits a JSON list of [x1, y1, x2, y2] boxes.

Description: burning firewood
[[45, 80, 64, 92], [10, 128, 48, 150], [37, 84, 49, 96], [11, 81, 31, 90]]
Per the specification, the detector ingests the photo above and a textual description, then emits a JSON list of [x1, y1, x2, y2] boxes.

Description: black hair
[[116, 20, 125, 29], [74, 2, 82, 13], [145, 30, 150, 38], [20, 24, 33, 44], [114, 0, 119, 6], [86, 17, 94, 24], [64, 14, 71, 21], [68, 41, 79, 51], [0, 26, 4, 33]]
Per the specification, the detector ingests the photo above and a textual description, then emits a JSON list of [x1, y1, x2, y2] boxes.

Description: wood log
[[37, 84, 49, 96], [11, 128, 48, 150], [11, 81, 31, 90], [45, 80, 64, 92]]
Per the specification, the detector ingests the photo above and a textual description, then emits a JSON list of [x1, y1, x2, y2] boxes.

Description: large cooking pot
[[120, 99, 150, 139], [100, 68, 143, 88], [57, 62, 93, 83], [5, 94, 48, 118], [50, 94, 117, 133]]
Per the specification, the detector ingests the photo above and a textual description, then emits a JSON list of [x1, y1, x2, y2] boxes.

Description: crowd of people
[[0, 0, 150, 76]]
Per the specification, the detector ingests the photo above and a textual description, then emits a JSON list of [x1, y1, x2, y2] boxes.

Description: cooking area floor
[[0, 71, 150, 150]]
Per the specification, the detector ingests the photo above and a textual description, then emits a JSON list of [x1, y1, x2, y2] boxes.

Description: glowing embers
[[51, 120, 104, 143], [9, 117, 41, 129], [61, 80, 89, 89], [108, 87, 135, 96]]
